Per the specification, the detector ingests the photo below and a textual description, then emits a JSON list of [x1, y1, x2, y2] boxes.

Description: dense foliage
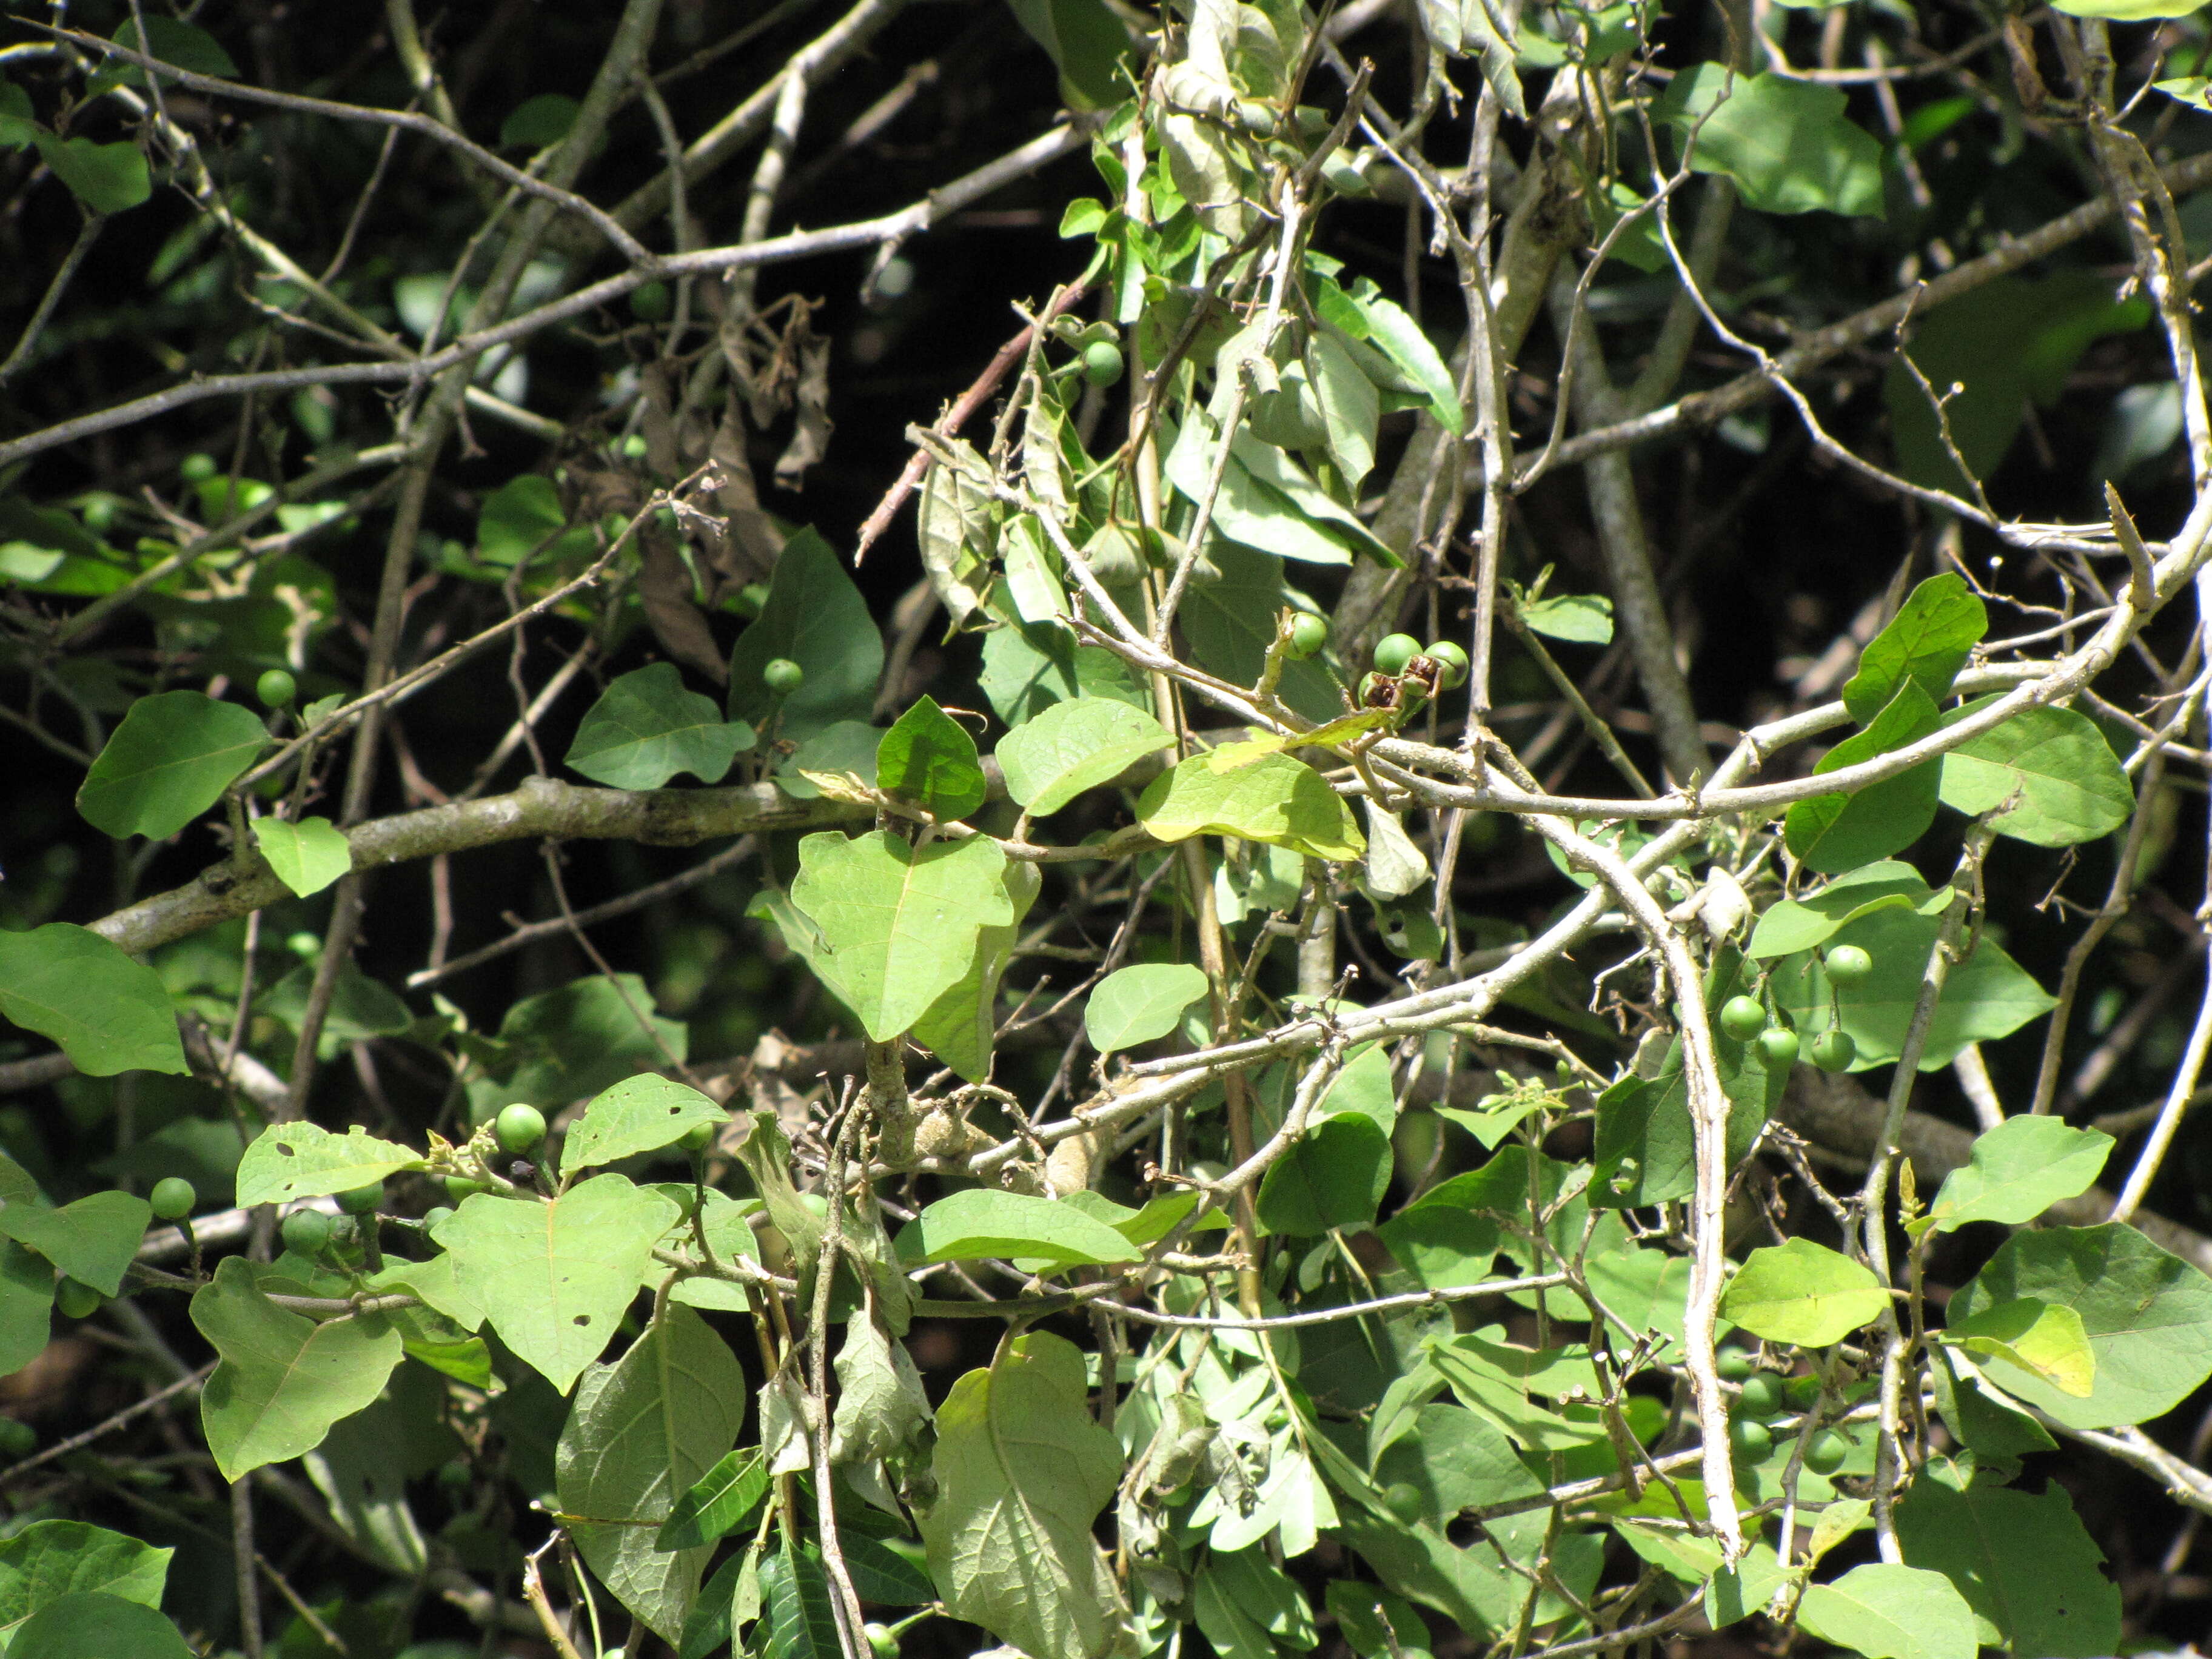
[[10, 0, 2212, 1656]]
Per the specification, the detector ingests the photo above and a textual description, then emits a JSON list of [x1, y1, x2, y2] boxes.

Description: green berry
[[1729, 1417, 1772, 1458], [443, 1176, 488, 1203], [679, 1120, 717, 1155], [630, 281, 672, 322], [1719, 996, 1766, 1041], [336, 1181, 385, 1216], [55, 1279, 101, 1321], [866, 1625, 900, 1659], [1758, 1027, 1800, 1068], [256, 668, 297, 709], [1382, 1481, 1426, 1523], [179, 453, 218, 483], [495, 1104, 548, 1156], [1803, 1430, 1849, 1475], [281, 1209, 333, 1255], [1374, 633, 1420, 676], [1811, 1029, 1857, 1073], [422, 1205, 455, 1230], [1284, 612, 1329, 660], [763, 658, 805, 697], [149, 1177, 196, 1221], [1736, 1372, 1786, 1418], [1824, 944, 1874, 985], [1715, 1348, 1755, 1382], [1425, 640, 1469, 689], [1081, 340, 1125, 389], [0, 1419, 35, 1460]]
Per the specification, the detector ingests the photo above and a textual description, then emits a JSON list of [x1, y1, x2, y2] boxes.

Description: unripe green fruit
[[495, 1104, 548, 1156], [679, 1120, 717, 1155], [1824, 944, 1874, 985], [763, 658, 805, 696], [1425, 640, 1469, 688], [1081, 340, 1125, 389], [630, 281, 672, 322], [1284, 612, 1329, 660], [1735, 1372, 1786, 1418], [1382, 1481, 1426, 1523], [1811, 1029, 1857, 1073], [1803, 1430, 1849, 1475], [149, 1177, 196, 1221], [1758, 1027, 1800, 1068], [336, 1181, 385, 1215], [443, 1175, 488, 1203], [55, 1279, 101, 1321], [1719, 996, 1767, 1041], [1729, 1417, 1772, 1458], [422, 1205, 455, 1230], [256, 668, 297, 709], [79, 495, 117, 533], [179, 452, 218, 483], [1373, 633, 1421, 676], [281, 1209, 333, 1255], [866, 1625, 900, 1659], [0, 1419, 35, 1460], [1715, 1348, 1755, 1382]]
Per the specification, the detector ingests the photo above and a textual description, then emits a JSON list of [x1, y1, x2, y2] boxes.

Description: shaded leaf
[[77, 691, 266, 840], [1843, 574, 1987, 725], [1784, 683, 1943, 874], [0, 1191, 148, 1297], [566, 664, 751, 789], [1894, 1479, 2120, 1656], [8, 1594, 190, 1659], [0, 924, 185, 1076], [1658, 66, 1884, 216], [877, 696, 986, 821], [729, 528, 883, 743]]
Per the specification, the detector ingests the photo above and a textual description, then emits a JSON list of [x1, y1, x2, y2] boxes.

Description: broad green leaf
[[658, 1447, 769, 1550], [1658, 66, 1884, 216], [877, 695, 986, 821], [1139, 750, 1363, 860], [1257, 1113, 1392, 1236], [1928, 1346, 2056, 1473], [1162, 418, 1352, 565], [1005, 0, 1131, 108], [1941, 1296, 2096, 1398], [301, 1371, 449, 1576], [1747, 860, 1943, 958], [2054, 0, 2210, 18], [1085, 962, 1210, 1053], [1949, 1224, 2212, 1429], [7, 1594, 190, 1659], [235, 1122, 424, 1207], [1194, 1548, 1319, 1659], [1937, 703, 2133, 847], [979, 618, 1151, 726], [560, 1073, 725, 1179], [842, 1533, 934, 1604], [190, 1256, 403, 1480], [1894, 1480, 2120, 1655], [757, 1544, 840, 1659], [678, 1549, 752, 1659], [1783, 683, 1943, 874], [920, 1331, 1131, 1659], [431, 1175, 678, 1392], [1424, 1334, 1610, 1452], [565, 664, 752, 789], [1799, 1564, 1977, 1659], [910, 859, 1041, 1084], [32, 135, 150, 215], [501, 93, 580, 148], [1335, 276, 1463, 433], [0, 924, 185, 1076], [789, 830, 1015, 1041], [474, 475, 596, 566], [1230, 431, 1399, 565], [774, 718, 882, 800], [1718, 1238, 1888, 1347], [0, 1244, 53, 1379], [1843, 574, 1988, 725], [1180, 543, 1339, 723], [0, 1522, 171, 1651], [1328, 1585, 1433, 1659], [0, 84, 35, 149], [91, 17, 237, 92], [1305, 330, 1379, 488], [0, 1191, 147, 1298], [1922, 1115, 2113, 1233], [658, 1185, 763, 1313], [828, 1312, 933, 1465], [471, 973, 689, 1114], [728, 528, 883, 744], [76, 691, 267, 840], [1520, 592, 1614, 644], [899, 1189, 1141, 1269], [995, 695, 1173, 816], [250, 815, 352, 897], [1371, 1403, 1543, 1514], [558, 1306, 746, 1641], [1329, 1514, 1519, 1635]]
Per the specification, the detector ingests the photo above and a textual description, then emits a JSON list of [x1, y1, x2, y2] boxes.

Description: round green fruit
[[1382, 1481, 1426, 1524], [55, 1279, 101, 1321], [630, 281, 672, 322], [1715, 1348, 1755, 1382], [1425, 640, 1469, 689], [1824, 944, 1874, 985], [1735, 1372, 1786, 1418], [0, 1419, 35, 1460], [1811, 1029, 1857, 1073], [679, 1120, 717, 1155], [763, 657, 805, 697], [442, 1175, 488, 1203], [1719, 995, 1767, 1041], [1729, 1418, 1772, 1458], [1374, 633, 1421, 676], [256, 668, 297, 709], [866, 1625, 900, 1659], [1081, 340, 1125, 389], [281, 1209, 334, 1256], [336, 1181, 385, 1215], [495, 1103, 548, 1156], [1284, 612, 1329, 660], [149, 1177, 196, 1221], [1803, 1430, 1849, 1475], [422, 1205, 455, 1230], [1758, 1027, 1800, 1068], [179, 452, 218, 483]]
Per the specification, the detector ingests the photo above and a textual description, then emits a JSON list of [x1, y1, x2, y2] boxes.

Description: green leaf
[[1949, 1224, 2212, 1430], [500, 93, 581, 148], [996, 695, 1173, 816], [1256, 1113, 1392, 1236], [1718, 1238, 1888, 1347], [1799, 1564, 1979, 1659], [678, 1548, 752, 1659], [235, 1122, 424, 1208], [1783, 683, 1943, 874], [758, 1544, 840, 1659], [657, 1447, 769, 1551], [1372, 1401, 1543, 1513], [910, 859, 1041, 1084], [1520, 592, 1614, 645], [91, 16, 237, 92], [900, 1190, 1141, 1269], [1937, 703, 2134, 847], [560, 1073, 725, 1179], [1747, 860, 1943, 959], [0, 1243, 53, 1379], [1004, 0, 1132, 109], [1940, 1296, 2097, 1398], [32, 135, 150, 215], [829, 1312, 933, 1466], [1922, 1115, 2113, 1234], [191, 1256, 403, 1481], [1084, 963, 1210, 1053], [1927, 1346, 2056, 1473], [0, 84, 35, 150], [565, 664, 752, 789], [1179, 543, 1339, 724], [1338, 277, 1463, 433], [558, 1305, 746, 1641], [842, 1533, 934, 1604], [474, 475, 595, 567], [0, 924, 185, 1076], [0, 1522, 172, 1650], [1894, 1480, 2120, 1655], [728, 529, 883, 744], [1139, 750, 1363, 860], [1194, 1548, 1319, 1659], [1657, 66, 1885, 216], [2054, 0, 2210, 22], [1842, 573, 1988, 725], [920, 1331, 1132, 1659], [1329, 1585, 1434, 1659], [788, 830, 1016, 1041], [1305, 330, 1380, 488], [877, 695, 987, 821], [0, 1191, 149, 1297], [250, 815, 353, 897], [431, 1175, 679, 1392], [7, 1594, 191, 1659], [474, 973, 689, 1113], [77, 691, 267, 840]]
